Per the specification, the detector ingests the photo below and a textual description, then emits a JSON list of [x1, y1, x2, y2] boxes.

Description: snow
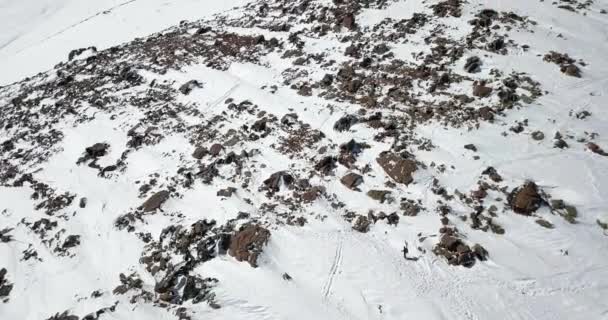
[[2, 1, 608, 320], [0, 0, 248, 85]]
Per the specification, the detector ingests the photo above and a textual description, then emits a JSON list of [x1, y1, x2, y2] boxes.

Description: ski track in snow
[[321, 233, 344, 300], [15, 0, 140, 55]]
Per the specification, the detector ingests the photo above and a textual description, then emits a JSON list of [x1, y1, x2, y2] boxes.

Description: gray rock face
[[140, 191, 170, 212]]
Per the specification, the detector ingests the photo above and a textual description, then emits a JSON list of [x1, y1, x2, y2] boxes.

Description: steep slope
[[1, 1, 608, 320]]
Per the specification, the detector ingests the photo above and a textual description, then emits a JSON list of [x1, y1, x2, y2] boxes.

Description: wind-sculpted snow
[[1, 0, 608, 319]]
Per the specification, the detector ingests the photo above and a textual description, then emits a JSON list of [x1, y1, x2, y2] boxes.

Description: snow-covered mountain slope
[[0, 0, 248, 85], [1, 1, 608, 320]]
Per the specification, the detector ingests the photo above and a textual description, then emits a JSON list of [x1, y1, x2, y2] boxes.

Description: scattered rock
[[508, 182, 542, 215], [209, 143, 224, 157], [314, 156, 337, 175], [228, 224, 270, 268], [352, 215, 371, 233], [0, 228, 13, 243], [333, 114, 359, 132], [140, 190, 170, 212], [377, 152, 417, 185], [535, 219, 554, 229], [262, 171, 294, 193], [464, 56, 482, 73], [340, 172, 363, 190], [0, 268, 13, 301], [217, 187, 237, 197], [473, 84, 493, 98], [561, 64, 581, 78], [62, 235, 81, 249], [531, 131, 545, 141], [79, 197, 87, 208], [433, 234, 486, 267], [464, 144, 477, 152], [482, 166, 503, 182], [587, 142, 608, 156], [367, 190, 392, 203], [192, 146, 209, 159], [179, 80, 203, 95], [45, 311, 79, 320], [86, 143, 109, 158]]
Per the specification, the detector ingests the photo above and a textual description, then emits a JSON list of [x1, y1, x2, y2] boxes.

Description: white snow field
[[1, 1, 608, 320], [0, 0, 248, 85]]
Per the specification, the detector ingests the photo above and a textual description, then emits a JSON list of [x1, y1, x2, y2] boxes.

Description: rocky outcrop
[[229, 224, 270, 268], [377, 152, 417, 185]]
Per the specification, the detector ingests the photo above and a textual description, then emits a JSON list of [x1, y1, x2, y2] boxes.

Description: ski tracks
[[322, 234, 344, 300]]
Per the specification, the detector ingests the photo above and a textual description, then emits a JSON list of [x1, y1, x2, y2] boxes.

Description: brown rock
[[509, 182, 542, 215], [473, 84, 493, 98], [228, 224, 270, 268], [377, 152, 417, 185], [341, 172, 363, 190], [341, 13, 356, 30], [478, 106, 494, 121], [140, 190, 170, 212], [587, 142, 608, 156], [209, 143, 223, 157], [561, 64, 581, 78], [367, 190, 391, 203]]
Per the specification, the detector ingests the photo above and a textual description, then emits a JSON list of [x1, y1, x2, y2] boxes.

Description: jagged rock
[[263, 171, 294, 193], [314, 156, 337, 175], [62, 235, 81, 249], [472, 244, 489, 261], [229, 224, 270, 267], [352, 215, 371, 233], [482, 166, 502, 182], [0, 228, 13, 243], [377, 152, 417, 185], [509, 182, 542, 215], [179, 80, 203, 95], [301, 186, 325, 203], [464, 56, 482, 73], [478, 106, 494, 121], [433, 235, 484, 267], [0, 268, 13, 300], [554, 138, 569, 149], [46, 311, 79, 320], [140, 190, 170, 212], [280, 113, 298, 126], [340, 172, 363, 190], [386, 212, 400, 226], [333, 115, 359, 132]]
